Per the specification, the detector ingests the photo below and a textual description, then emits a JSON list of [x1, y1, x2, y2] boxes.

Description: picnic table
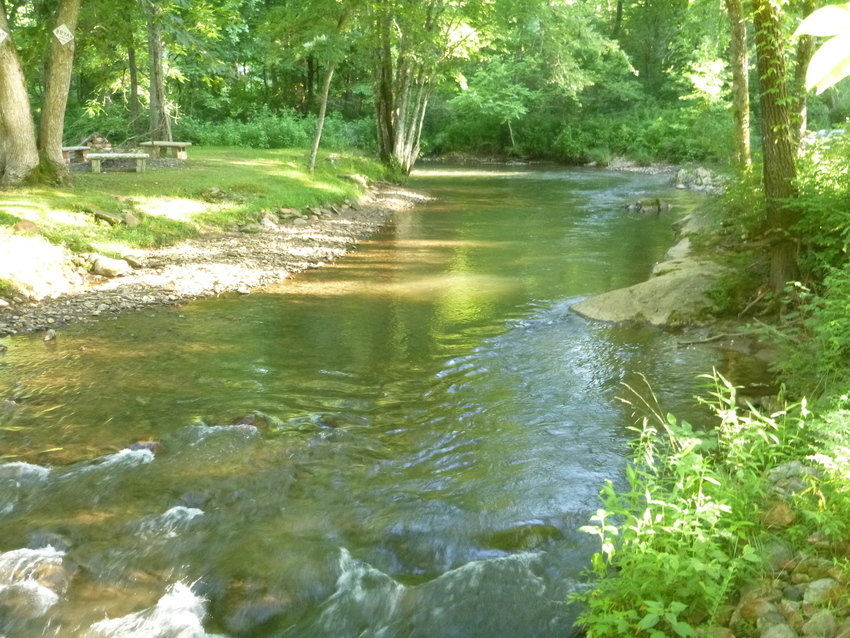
[[62, 146, 90, 163], [88, 153, 150, 174], [139, 141, 192, 160]]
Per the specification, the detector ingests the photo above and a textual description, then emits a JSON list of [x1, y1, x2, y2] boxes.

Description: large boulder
[[571, 258, 729, 327], [0, 234, 82, 300]]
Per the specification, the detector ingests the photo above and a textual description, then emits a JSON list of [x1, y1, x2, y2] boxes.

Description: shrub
[[573, 376, 814, 637]]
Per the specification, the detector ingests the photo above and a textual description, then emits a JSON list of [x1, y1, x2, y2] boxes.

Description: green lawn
[[0, 147, 386, 255]]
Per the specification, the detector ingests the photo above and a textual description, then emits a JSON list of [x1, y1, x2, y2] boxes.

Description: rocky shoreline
[[0, 184, 429, 338]]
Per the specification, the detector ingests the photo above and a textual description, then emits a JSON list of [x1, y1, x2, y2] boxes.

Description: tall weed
[[573, 375, 811, 637]]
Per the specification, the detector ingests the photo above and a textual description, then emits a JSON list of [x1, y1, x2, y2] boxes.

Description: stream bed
[[0, 165, 769, 637]]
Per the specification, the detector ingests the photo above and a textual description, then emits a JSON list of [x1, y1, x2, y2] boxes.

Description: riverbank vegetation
[[0, 147, 382, 254]]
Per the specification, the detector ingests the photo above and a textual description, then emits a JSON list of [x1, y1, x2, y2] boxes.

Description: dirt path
[[0, 184, 429, 338]]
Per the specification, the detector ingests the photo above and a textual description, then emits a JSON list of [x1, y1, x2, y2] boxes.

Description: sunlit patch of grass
[[0, 146, 386, 254]]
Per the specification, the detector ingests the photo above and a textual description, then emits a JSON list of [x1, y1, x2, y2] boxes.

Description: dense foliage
[[2, 0, 844, 167]]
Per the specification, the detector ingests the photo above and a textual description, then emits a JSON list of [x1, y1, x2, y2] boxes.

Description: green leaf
[[807, 31, 850, 94], [638, 613, 661, 630], [673, 620, 695, 637], [794, 3, 850, 37]]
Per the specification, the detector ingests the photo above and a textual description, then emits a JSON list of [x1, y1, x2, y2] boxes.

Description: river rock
[[92, 256, 132, 277], [0, 582, 59, 620], [479, 523, 563, 551], [124, 211, 141, 227], [765, 540, 797, 572], [571, 258, 729, 327], [762, 502, 796, 530], [92, 208, 125, 226], [665, 237, 691, 260], [761, 624, 799, 638], [12, 220, 40, 235], [225, 595, 289, 634], [836, 618, 850, 638], [804, 579, 841, 605], [802, 610, 837, 637]]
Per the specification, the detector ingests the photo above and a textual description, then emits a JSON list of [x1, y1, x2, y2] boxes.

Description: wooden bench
[[88, 153, 150, 174], [62, 145, 90, 163], [140, 141, 192, 160]]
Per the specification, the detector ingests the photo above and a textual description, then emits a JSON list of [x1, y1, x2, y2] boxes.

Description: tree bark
[[0, 109, 7, 175], [612, 0, 624, 38], [146, 0, 171, 141], [0, 5, 38, 186], [792, 0, 817, 144], [753, 0, 800, 293], [724, 0, 751, 169], [308, 61, 336, 172], [38, 0, 83, 185], [373, 10, 395, 167], [128, 45, 142, 137]]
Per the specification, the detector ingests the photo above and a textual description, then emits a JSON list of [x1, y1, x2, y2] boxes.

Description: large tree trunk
[[0, 5, 38, 186], [724, 0, 751, 169], [753, 0, 800, 293], [38, 0, 83, 185], [792, 0, 817, 144], [308, 61, 336, 172], [146, 1, 171, 141]]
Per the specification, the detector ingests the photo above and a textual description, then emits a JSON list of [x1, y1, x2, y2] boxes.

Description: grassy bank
[[0, 147, 387, 257]]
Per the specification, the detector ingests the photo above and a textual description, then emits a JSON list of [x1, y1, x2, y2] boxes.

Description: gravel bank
[[0, 184, 429, 337]]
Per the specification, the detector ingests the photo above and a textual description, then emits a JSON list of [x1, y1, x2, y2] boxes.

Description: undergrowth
[[573, 374, 821, 637]]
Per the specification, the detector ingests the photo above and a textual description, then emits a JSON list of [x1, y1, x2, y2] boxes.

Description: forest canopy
[[2, 0, 848, 180]]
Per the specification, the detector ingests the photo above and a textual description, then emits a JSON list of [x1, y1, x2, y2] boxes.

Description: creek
[[0, 165, 770, 637]]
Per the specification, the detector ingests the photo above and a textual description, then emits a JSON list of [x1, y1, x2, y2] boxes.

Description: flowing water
[[0, 166, 770, 637]]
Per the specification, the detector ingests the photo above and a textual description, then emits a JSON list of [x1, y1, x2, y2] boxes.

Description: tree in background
[[724, 0, 751, 169]]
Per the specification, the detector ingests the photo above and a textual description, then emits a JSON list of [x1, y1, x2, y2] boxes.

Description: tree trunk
[[128, 45, 142, 137], [146, 1, 171, 141], [0, 5, 38, 186], [308, 61, 336, 172], [724, 0, 751, 169], [0, 109, 7, 175], [753, 0, 800, 293], [792, 0, 817, 144], [373, 12, 395, 167], [38, 0, 83, 185], [612, 0, 624, 38]]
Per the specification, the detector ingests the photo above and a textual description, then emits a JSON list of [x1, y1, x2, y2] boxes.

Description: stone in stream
[[0, 581, 59, 621], [91, 256, 132, 278], [478, 522, 563, 552]]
